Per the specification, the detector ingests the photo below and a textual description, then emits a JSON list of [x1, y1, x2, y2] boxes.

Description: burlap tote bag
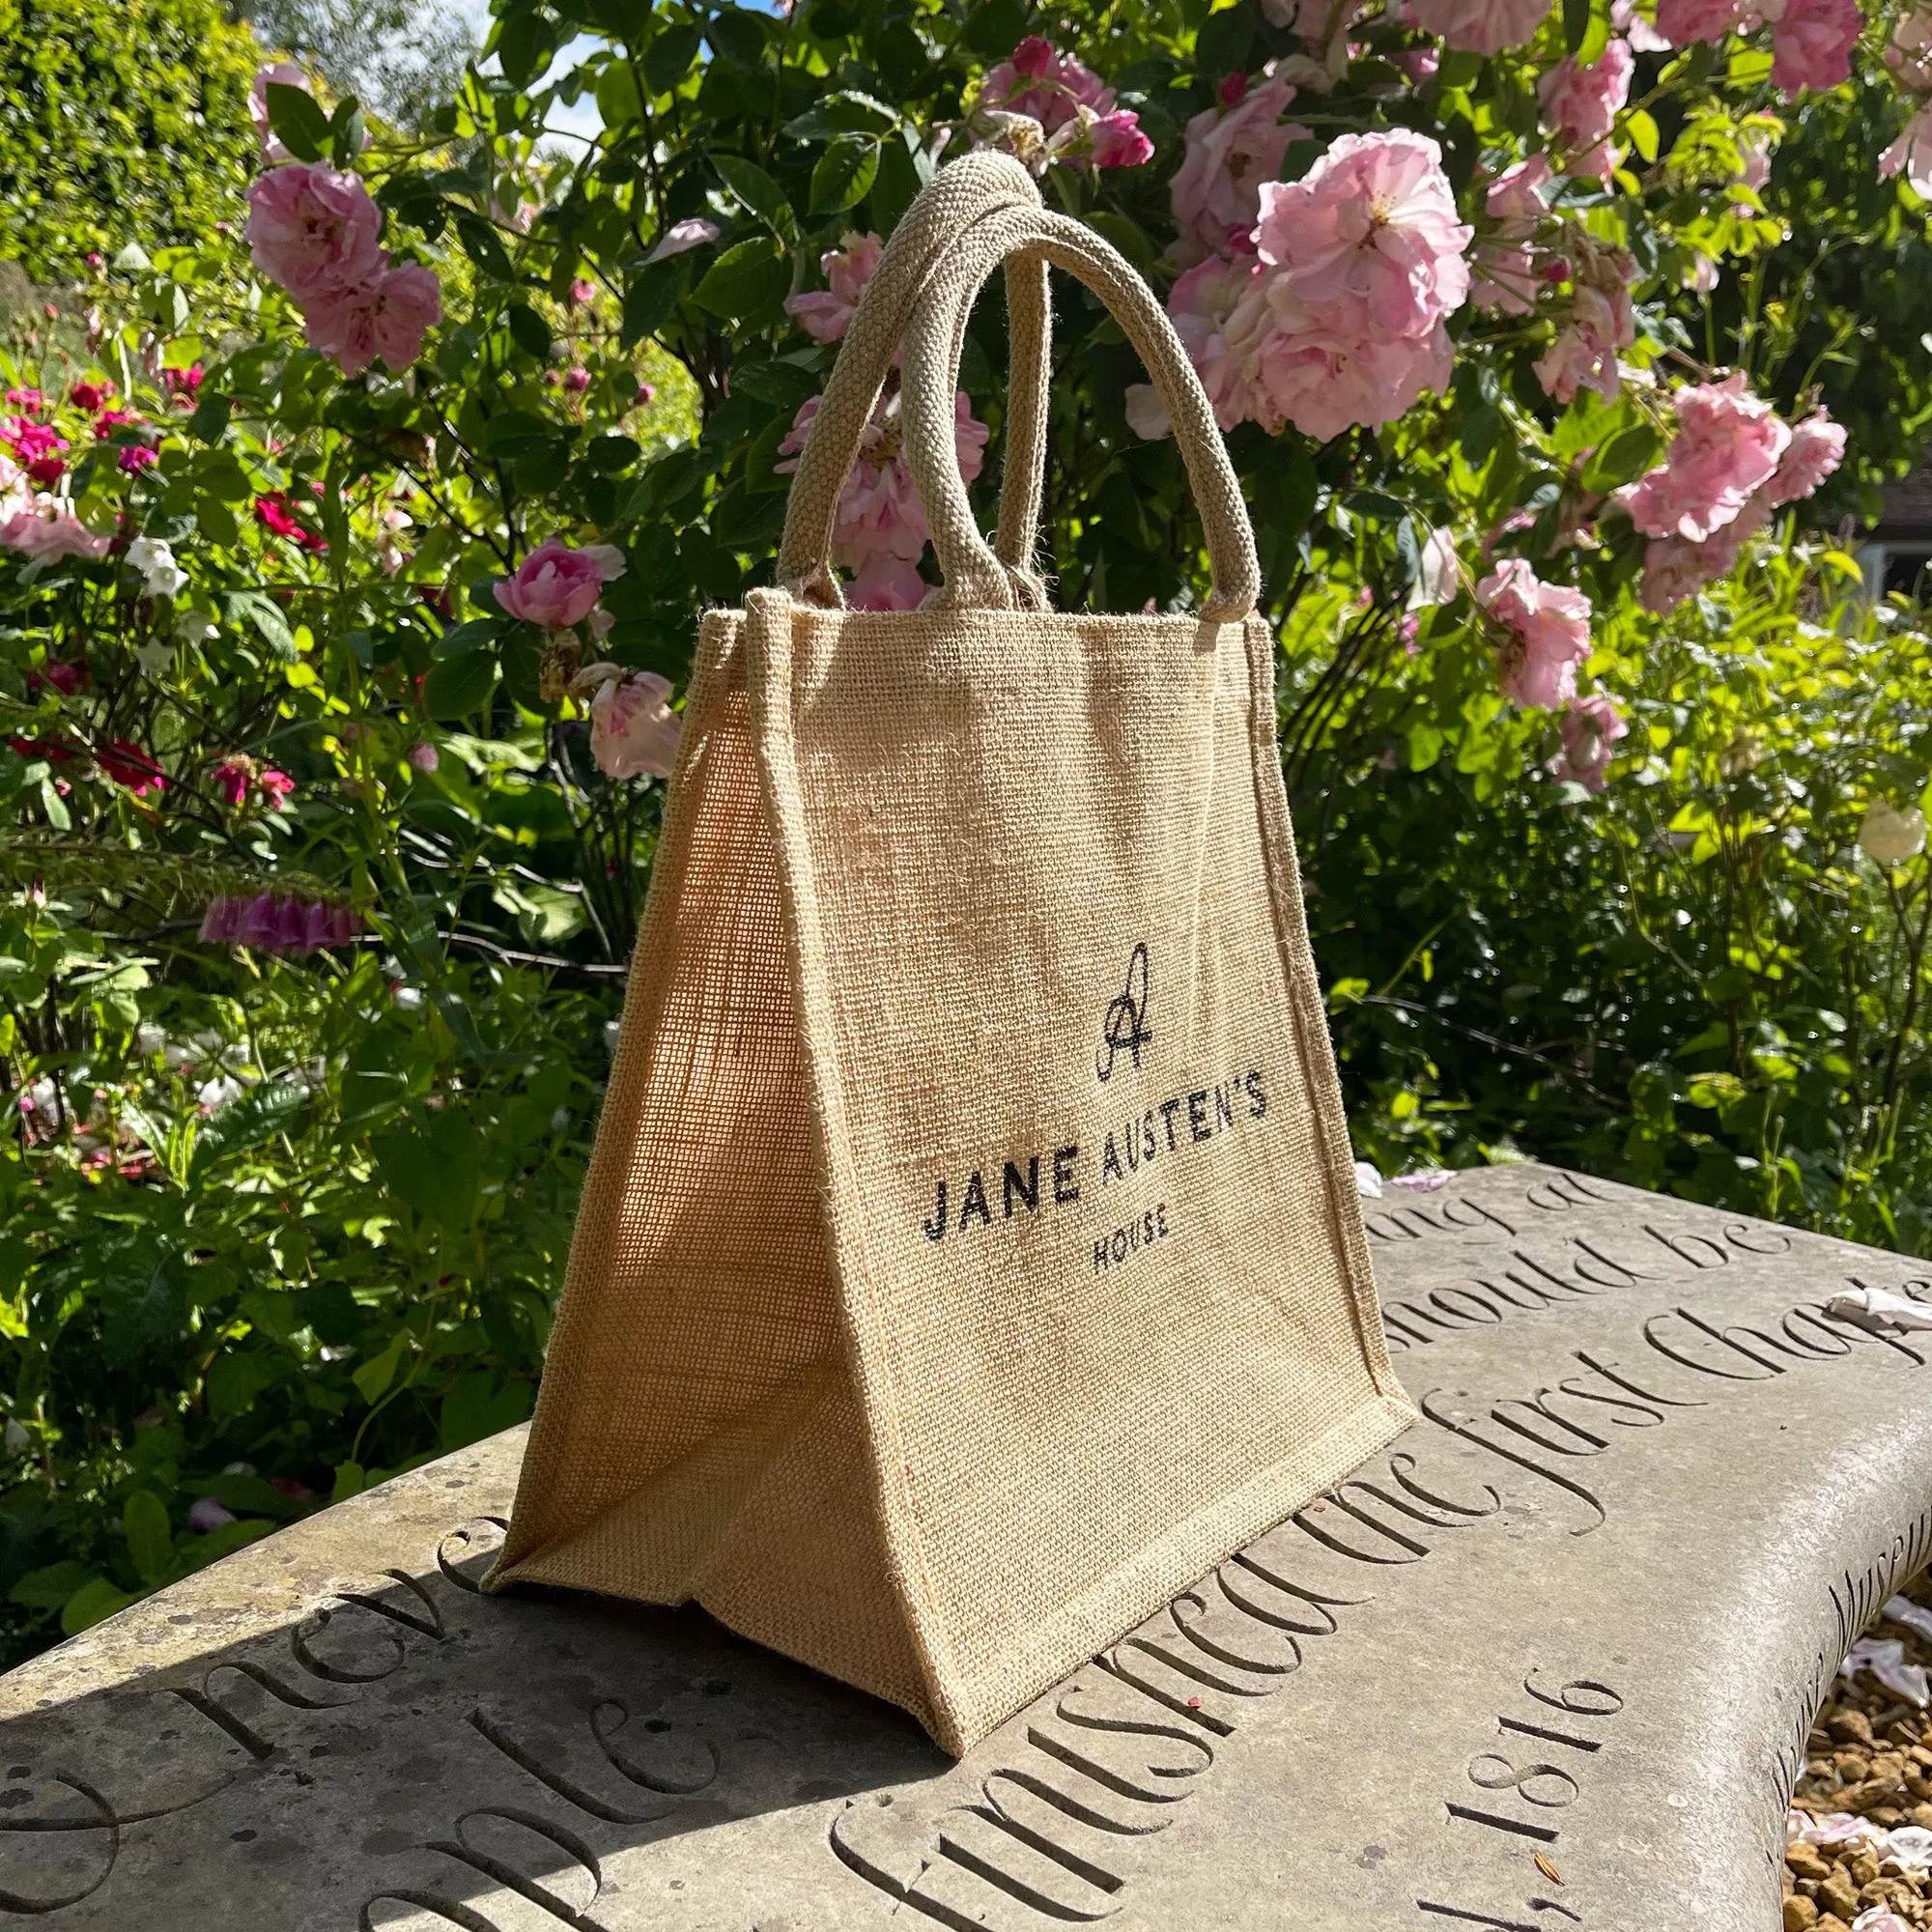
[[491, 152, 1415, 1756]]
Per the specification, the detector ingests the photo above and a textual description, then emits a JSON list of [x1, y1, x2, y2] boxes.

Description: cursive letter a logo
[[1096, 943, 1151, 1083]]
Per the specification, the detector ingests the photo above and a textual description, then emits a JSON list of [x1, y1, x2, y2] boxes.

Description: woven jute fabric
[[489, 155, 1415, 1755]]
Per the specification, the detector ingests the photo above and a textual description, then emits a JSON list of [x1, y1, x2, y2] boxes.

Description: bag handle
[[775, 152, 1053, 611], [899, 204, 1260, 622]]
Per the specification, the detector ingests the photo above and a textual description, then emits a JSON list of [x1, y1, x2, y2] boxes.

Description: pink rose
[[246, 162, 386, 301], [0, 497, 112, 561], [589, 672, 681, 780], [1539, 38, 1634, 178], [496, 539, 628, 628], [646, 217, 721, 262], [250, 61, 308, 162], [1767, 409, 1846, 504], [1655, 0, 1747, 43], [1549, 692, 1628, 790], [980, 37, 1114, 133], [847, 555, 928, 610], [1771, 0, 1862, 93], [1613, 0, 1674, 47], [784, 232, 884, 344], [1254, 129, 1472, 343], [1882, 103, 1932, 193], [1533, 283, 1634, 404], [1620, 373, 1792, 541], [1090, 111, 1155, 169], [1255, 323, 1455, 442], [1408, 0, 1554, 54], [302, 263, 442, 376], [776, 390, 988, 575], [1170, 75, 1305, 264], [1169, 256, 1270, 429], [1477, 558, 1593, 709], [1638, 533, 1720, 612], [1471, 155, 1554, 313]]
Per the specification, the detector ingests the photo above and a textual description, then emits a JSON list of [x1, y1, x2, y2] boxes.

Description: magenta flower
[[977, 37, 1152, 169], [198, 893, 358, 952], [246, 162, 386, 301], [563, 366, 591, 393], [495, 538, 627, 629], [213, 756, 252, 807], [407, 742, 439, 773], [118, 445, 158, 476], [568, 277, 596, 305], [1477, 559, 1594, 710], [69, 378, 114, 412], [302, 263, 442, 377], [6, 418, 67, 463], [99, 739, 168, 797], [259, 768, 296, 804], [589, 672, 682, 779]]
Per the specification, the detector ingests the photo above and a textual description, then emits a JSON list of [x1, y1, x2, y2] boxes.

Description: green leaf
[[1626, 107, 1660, 164], [265, 82, 331, 164], [123, 1489, 175, 1587], [330, 1461, 368, 1504], [643, 23, 702, 94], [706, 6, 768, 67], [353, 1331, 408, 1405], [584, 434, 641, 473], [188, 1471, 311, 1520], [9, 1560, 94, 1609], [1563, 0, 1589, 53], [186, 391, 231, 444], [178, 1520, 275, 1573], [496, 10, 554, 86], [713, 156, 790, 227], [504, 302, 553, 359], [1582, 422, 1662, 490], [189, 1080, 308, 1179], [692, 237, 789, 321], [61, 1577, 136, 1635], [455, 213, 515, 283], [329, 97, 366, 166], [478, 409, 557, 457], [810, 135, 880, 214], [423, 647, 499, 721], [621, 258, 684, 349], [782, 91, 898, 141], [1197, 2, 1256, 76]]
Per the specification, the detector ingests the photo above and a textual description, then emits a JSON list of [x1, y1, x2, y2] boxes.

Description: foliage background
[[0, 0, 1927, 1663]]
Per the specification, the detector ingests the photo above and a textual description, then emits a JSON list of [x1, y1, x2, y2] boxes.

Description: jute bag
[[490, 152, 1415, 1755]]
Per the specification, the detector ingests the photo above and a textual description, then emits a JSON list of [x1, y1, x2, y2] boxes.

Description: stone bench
[[3, 1165, 1929, 1930]]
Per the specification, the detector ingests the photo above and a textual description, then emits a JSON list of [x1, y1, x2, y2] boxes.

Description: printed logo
[[1096, 942, 1151, 1083]]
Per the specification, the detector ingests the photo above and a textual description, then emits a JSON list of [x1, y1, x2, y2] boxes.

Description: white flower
[[1124, 384, 1173, 440], [393, 986, 424, 1012], [1407, 526, 1461, 609], [1352, 1159, 1383, 1198], [176, 608, 218, 645], [127, 536, 187, 601], [136, 639, 172, 673], [1860, 803, 1928, 865], [196, 1074, 243, 1111], [134, 1024, 165, 1056], [2, 1419, 28, 1454]]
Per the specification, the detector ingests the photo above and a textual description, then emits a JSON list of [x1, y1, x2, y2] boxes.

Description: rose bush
[[2, 0, 1930, 1655]]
